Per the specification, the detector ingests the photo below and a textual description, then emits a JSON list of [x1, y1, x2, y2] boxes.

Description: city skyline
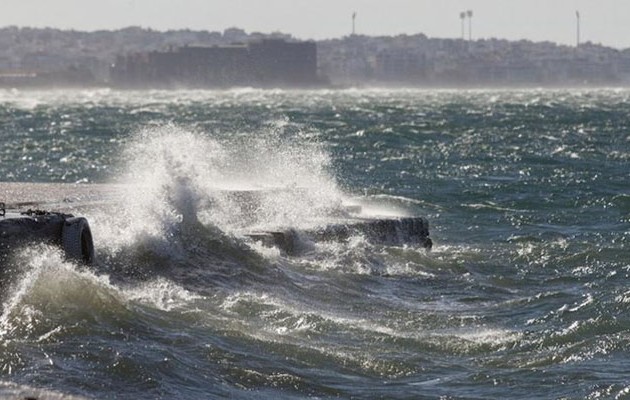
[[2, 0, 630, 49]]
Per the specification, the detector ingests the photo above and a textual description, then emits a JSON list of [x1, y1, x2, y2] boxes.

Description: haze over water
[[0, 88, 629, 398]]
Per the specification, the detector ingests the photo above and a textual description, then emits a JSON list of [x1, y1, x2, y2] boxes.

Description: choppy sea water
[[0, 88, 629, 399]]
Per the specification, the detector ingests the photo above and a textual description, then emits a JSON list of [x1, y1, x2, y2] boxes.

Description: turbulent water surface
[[0, 88, 629, 399]]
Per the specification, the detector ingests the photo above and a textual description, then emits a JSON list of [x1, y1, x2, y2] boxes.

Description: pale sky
[[3, 0, 630, 49]]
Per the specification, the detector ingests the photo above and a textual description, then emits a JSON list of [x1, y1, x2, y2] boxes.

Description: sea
[[0, 88, 629, 399]]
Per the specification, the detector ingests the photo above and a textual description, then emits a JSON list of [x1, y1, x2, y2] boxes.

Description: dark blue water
[[0, 88, 629, 399]]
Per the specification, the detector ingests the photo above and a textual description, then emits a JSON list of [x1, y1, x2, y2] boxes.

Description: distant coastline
[[1, 26, 630, 88]]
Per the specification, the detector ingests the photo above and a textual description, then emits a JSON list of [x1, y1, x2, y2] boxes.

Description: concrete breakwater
[[1, 182, 432, 254], [0, 182, 124, 210]]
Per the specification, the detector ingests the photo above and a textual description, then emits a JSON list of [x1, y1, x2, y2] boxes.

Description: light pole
[[352, 12, 357, 36], [576, 10, 580, 48], [467, 10, 473, 41], [460, 12, 466, 40]]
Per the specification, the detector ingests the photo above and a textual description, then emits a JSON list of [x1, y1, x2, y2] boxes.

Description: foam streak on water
[[0, 88, 629, 399]]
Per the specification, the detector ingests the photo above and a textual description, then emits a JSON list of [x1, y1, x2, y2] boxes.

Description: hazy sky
[[3, 0, 630, 49]]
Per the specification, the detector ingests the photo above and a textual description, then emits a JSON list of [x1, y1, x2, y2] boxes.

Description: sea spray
[[90, 122, 356, 260]]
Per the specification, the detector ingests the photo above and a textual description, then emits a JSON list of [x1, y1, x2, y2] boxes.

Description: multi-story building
[[111, 39, 320, 88]]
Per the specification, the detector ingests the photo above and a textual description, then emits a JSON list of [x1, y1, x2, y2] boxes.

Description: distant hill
[[2, 26, 630, 87], [0, 26, 292, 85]]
